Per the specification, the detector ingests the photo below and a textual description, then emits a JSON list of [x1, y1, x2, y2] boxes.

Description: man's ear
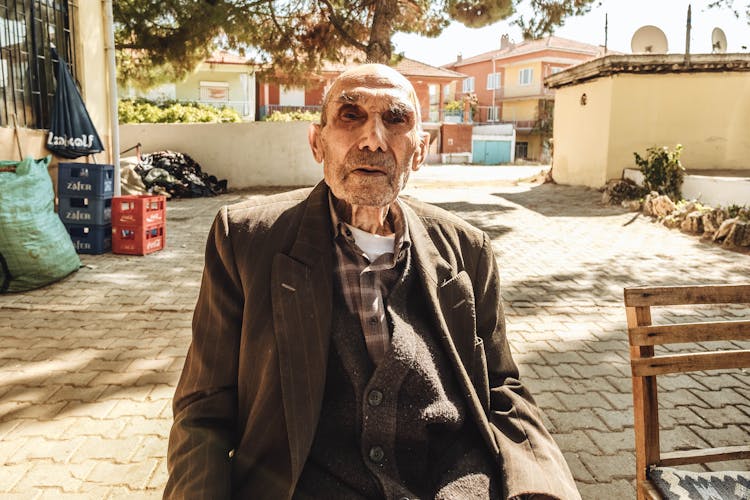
[[308, 123, 324, 163], [411, 131, 430, 171]]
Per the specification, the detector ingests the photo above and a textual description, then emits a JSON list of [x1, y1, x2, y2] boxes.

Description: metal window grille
[[0, 0, 77, 129]]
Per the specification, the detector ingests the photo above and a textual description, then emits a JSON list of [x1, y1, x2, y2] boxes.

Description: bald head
[[320, 64, 422, 129]]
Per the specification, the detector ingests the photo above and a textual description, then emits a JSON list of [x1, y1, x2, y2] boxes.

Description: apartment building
[[444, 35, 605, 161]]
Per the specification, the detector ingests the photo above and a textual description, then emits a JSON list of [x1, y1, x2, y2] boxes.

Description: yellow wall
[[552, 70, 750, 187], [175, 64, 252, 103], [551, 78, 614, 186], [503, 61, 543, 98], [502, 100, 538, 122], [608, 72, 750, 176]]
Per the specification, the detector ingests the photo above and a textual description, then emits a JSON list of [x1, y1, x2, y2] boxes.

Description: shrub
[[633, 144, 685, 200], [263, 110, 321, 122], [118, 98, 242, 123]]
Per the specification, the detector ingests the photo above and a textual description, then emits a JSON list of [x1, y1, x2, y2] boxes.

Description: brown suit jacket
[[165, 181, 580, 500]]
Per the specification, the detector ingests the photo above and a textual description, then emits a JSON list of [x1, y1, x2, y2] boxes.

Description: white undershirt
[[344, 223, 396, 263]]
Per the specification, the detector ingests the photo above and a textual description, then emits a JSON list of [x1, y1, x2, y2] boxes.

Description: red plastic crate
[[112, 195, 166, 226], [112, 223, 166, 255]]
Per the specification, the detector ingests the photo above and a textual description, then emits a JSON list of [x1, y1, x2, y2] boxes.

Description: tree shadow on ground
[[498, 184, 629, 218]]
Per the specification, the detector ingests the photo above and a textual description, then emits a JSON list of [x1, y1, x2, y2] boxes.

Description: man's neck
[[332, 197, 395, 236]]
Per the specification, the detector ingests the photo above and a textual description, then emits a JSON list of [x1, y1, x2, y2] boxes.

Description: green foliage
[[633, 144, 685, 201], [263, 110, 321, 122], [115, 0, 599, 89], [725, 204, 750, 221], [118, 99, 241, 124], [444, 100, 462, 112]]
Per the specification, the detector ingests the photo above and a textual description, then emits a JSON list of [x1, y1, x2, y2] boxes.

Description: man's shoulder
[[400, 195, 484, 240], [223, 187, 313, 223]]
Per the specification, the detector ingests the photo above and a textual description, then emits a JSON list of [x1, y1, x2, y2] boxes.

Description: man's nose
[[359, 116, 388, 152]]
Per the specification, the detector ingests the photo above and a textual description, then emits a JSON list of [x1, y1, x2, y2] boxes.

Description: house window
[[515, 141, 528, 159], [200, 81, 229, 101], [0, 0, 76, 128], [519, 68, 533, 86], [428, 83, 439, 122], [462, 77, 474, 93], [486, 72, 501, 90], [550, 67, 563, 75], [487, 106, 500, 122]]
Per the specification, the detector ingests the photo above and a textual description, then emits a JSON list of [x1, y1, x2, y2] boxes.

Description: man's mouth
[[353, 166, 387, 175]]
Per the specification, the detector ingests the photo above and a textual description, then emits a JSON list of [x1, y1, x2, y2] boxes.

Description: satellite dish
[[631, 25, 669, 54], [712, 27, 728, 53]]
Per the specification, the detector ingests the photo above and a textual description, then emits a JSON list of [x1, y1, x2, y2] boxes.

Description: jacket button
[[368, 446, 384, 463], [367, 389, 383, 406]]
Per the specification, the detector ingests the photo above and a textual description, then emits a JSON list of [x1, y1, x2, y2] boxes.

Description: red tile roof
[[321, 52, 465, 80], [444, 35, 613, 67]]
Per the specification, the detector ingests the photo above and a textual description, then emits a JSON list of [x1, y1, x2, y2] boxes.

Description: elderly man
[[165, 64, 579, 500]]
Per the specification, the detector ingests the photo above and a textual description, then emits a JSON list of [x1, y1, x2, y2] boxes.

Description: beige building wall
[[175, 65, 250, 104], [503, 61, 543, 98], [119, 122, 323, 187], [608, 72, 750, 175], [551, 78, 614, 186], [502, 100, 538, 122], [552, 69, 750, 187]]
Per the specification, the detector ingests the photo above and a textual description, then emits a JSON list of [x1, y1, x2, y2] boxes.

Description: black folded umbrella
[[46, 47, 104, 159]]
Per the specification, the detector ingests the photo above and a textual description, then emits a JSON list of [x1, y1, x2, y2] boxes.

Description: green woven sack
[[0, 156, 81, 292]]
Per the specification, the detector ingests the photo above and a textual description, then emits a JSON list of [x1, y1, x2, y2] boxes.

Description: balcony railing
[[259, 104, 322, 120]]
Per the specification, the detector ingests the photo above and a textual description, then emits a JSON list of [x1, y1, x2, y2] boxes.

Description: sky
[[392, 0, 750, 67]]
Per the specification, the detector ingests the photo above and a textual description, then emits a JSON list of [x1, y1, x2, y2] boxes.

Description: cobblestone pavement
[[1, 169, 749, 499]]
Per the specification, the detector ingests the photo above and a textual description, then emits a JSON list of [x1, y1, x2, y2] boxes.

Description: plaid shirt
[[329, 195, 410, 364]]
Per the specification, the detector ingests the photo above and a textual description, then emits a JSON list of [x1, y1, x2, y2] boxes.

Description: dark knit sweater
[[294, 254, 499, 499]]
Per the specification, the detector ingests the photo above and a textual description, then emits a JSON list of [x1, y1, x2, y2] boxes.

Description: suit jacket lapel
[[271, 181, 333, 483], [404, 203, 499, 453]]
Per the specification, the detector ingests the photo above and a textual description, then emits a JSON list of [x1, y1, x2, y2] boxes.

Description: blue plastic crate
[[58, 195, 112, 225], [58, 163, 114, 197], [64, 223, 112, 254]]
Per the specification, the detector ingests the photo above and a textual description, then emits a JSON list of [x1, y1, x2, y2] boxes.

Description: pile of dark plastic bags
[[135, 151, 228, 198]]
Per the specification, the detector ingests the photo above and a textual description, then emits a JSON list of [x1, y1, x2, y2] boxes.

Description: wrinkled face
[[309, 64, 428, 207]]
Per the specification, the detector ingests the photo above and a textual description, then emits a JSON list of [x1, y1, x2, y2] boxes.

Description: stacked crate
[[58, 163, 114, 254], [111, 195, 166, 255]]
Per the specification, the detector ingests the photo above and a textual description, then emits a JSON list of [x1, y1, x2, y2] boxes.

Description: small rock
[[621, 199, 641, 211], [643, 193, 676, 217], [680, 211, 704, 234], [723, 220, 750, 248], [713, 217, 737, 242], [701, 209, 724, 236]]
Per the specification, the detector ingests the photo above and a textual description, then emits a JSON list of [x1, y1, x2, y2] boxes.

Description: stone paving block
[[107, 400, 168, 420], [593, 407, 633, 431], [563, 452, 595, 484], [660, 426, 711, 453], [545, 409, 609, 432], [551, 430, 599, 453], [46, 385, 107, 404], [50, 417, 127, 439], [693, 425, 749, 448], [19, 461, 95, 493], [579, 451, 635, 482], [86, 459, 159, 490], [585, 428, 635, 455], [559, 392, 613, 411], [0, 463, 31, 493], [577, 479, 636, 499], [7, 436, 86, 464], [692, 387, 748, 409], [58, 399, 118, 419], [70, 437, 143, 464], [120, 415, 171, 438]]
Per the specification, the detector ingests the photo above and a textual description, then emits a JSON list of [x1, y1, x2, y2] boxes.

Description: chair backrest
[[624, 284, 750, 498]]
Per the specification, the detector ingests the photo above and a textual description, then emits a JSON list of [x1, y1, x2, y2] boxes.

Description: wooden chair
[[624, 284, 750, 499]]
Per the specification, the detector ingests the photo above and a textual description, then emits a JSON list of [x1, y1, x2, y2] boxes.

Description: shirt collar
[[328, 192, 411, 252]]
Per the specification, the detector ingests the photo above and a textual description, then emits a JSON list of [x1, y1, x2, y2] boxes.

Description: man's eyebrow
[[336, 91, 360, 104], [388, 102, 412, 115]]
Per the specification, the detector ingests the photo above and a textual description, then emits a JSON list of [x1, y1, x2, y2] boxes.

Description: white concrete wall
[[119, 122, 323, 187]]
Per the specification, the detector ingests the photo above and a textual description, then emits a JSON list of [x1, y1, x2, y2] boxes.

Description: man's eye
[[384, 111, 407, 124]]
